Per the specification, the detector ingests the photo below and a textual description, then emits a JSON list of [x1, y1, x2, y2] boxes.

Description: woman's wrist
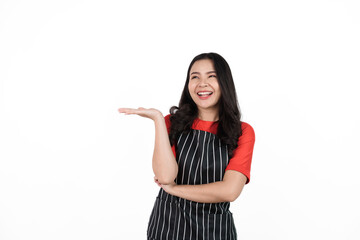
[[160, 182, 178, 196], [153, 111, 164, 122], [168, 184, 177, 196]]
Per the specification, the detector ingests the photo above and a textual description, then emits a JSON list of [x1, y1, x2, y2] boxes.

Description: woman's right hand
[[118, 107, 163, 121]]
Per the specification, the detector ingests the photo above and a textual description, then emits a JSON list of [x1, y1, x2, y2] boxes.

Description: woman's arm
[[152, 114, 178, 184], [118, 107, 178, 185], [158, 170, 247, 203]]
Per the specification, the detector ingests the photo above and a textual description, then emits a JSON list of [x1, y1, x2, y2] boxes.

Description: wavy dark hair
[[168, 52, 242, 158]]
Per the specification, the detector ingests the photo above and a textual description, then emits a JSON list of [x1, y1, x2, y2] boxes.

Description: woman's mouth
[[197, 91, 213, 100]]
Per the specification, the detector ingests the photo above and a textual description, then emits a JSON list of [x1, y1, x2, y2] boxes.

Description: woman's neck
[[197, 110, 219, 122]]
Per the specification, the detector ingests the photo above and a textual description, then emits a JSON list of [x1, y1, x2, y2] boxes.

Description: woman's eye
[[191, 75, 216, 79]]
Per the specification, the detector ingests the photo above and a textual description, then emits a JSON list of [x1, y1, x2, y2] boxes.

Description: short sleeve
[[164, 114, 176, 158], [225, 122, 255, 184], [164, 114, 171, 134]]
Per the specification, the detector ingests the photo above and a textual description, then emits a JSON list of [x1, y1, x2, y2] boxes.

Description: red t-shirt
[[164, 114, 255, 184]]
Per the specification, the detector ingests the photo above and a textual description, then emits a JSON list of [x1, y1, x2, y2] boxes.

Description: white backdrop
[[1, 0, 359, 239]]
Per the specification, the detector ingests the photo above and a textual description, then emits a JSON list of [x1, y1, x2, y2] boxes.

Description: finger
[[118, 108, 133, 111], [118, 108, 140, 115], [118, 108, 132, 113]]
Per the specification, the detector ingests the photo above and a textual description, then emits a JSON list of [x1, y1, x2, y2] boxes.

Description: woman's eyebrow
[[190, 71, 217, 75]]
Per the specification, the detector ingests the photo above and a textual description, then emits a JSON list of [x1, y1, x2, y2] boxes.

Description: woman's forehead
[[190, 59, 216, 73]]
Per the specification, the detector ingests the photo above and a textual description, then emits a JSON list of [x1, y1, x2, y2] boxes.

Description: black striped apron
[[147, 129, 237, 240]]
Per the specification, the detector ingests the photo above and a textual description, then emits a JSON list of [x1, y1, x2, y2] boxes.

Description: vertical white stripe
[[206, 134, 210, 184], [178, 132, 190, 165], [208, 203, 211, 239], [189, 200, 192, 240], [213, 214, 216, 240], [176, 205, 181, 240], [154, 199, 162, 239], [193, 131, 204, 184], [166, 201, 172, 239], [225, 213, 228, 240], [207, 134, 212, 239], [219, 213, 222, 240], [181, 132, 196, 184], [160, 201, 167, 239], [219, 139, 223, 180], [214, 204, 218, 239], [199, 131, 206, 184], [202, 202, 205, 239], [187, 130, 199, 239], [201, 132, 207, 239], [187, 130, 200, 184], [171, 200, 178, 240], [182, 200, 187, 240], [213, 135, 216, 181], [207, 214, 209, 240], [160, 192, 170, 239], [195, 202, 198, 240], [173, 132, 183, 184]]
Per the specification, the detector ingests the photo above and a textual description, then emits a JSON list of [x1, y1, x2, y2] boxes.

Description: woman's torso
[[147, 127, 237, 240]]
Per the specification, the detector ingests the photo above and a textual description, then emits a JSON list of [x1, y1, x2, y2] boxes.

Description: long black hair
[[169, 52, 242, 158]]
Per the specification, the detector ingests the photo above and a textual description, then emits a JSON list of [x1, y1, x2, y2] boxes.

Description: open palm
[[118, 107, 162, 121]]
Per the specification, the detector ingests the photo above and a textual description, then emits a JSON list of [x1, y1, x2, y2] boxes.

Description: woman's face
[[188, 59, 221, 115]]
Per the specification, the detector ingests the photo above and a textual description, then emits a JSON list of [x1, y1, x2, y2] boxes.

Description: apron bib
[[147, 129, 237, 240]]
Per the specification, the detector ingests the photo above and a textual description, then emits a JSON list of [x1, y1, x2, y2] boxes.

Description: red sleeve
[[164, 114, 176, 158], [164, 114, 171, 134], [225, 122, 255, 184]]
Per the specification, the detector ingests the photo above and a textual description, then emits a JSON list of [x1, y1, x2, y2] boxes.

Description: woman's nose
[[199, 78, 209, 87]]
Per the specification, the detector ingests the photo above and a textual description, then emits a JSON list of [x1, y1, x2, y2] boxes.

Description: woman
[[118, 52, 255, 240]]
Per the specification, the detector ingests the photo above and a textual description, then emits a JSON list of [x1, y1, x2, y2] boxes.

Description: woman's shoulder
[[239, 121, 255, 143]]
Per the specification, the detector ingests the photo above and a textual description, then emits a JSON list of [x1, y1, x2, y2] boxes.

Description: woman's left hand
[[118, 107, 163, 121], [154, 176, 177, 195]]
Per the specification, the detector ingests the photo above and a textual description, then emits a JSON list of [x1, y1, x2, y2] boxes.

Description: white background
[[1, 0, 359, 239]]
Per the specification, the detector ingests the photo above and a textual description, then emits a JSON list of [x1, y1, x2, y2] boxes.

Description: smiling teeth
[[198, 92, 213, 95]]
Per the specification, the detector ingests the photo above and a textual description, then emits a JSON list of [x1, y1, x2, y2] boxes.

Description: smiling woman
[[188, 59, 221, 121], [118, 52, 255, 240]]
